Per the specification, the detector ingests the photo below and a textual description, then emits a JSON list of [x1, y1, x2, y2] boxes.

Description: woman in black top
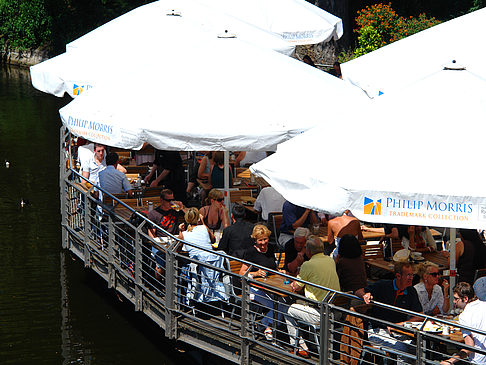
[[239, 224, 283, 341]]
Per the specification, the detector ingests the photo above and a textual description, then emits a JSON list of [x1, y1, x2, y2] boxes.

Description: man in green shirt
[[285, 235, 340, 358]]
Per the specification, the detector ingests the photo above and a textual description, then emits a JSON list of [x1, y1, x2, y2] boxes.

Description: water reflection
[[0, 65, 205, 365]]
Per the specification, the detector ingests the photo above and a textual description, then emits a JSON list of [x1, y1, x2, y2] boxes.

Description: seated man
[[147, 189, 185, 279], [285, 236, 340, 358], [441, 282, 486, 365], [284, 227, 310, 276], [99, 152, 133, 197], [279, 200, 319, 250], [148, 188, 184, 237], [328, 210, 364, 260], [218, 204, 254, 258], [253, 186, 285, 221], [355, 262, 423, 363]]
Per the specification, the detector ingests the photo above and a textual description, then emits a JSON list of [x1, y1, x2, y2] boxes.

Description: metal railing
[[59, 127, 486, 364]]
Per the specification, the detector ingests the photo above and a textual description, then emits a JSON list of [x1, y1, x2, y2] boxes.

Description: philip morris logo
[[364, 197, 381, 215], [73, 84, 84, 96]]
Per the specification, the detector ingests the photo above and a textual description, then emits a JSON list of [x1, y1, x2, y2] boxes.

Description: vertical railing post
[[165, 243, 177, 339], [107, 214, 115, 289], [320, 302, 330, 364], [83, 191, 91, 268], [134, 225, 143, 311], [59, 127, 68, 249], [416, 331, 424, 365], [240, 276, 250, 365]]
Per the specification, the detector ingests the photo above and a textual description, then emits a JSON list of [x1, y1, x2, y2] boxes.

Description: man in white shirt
[[99, 152, 133, 196], [253, 186, 285, 221], [82, 143, 106, 186], [441, 282, 486, 364]]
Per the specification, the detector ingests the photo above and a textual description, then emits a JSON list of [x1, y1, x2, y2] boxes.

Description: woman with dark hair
[[209, 151, 233, 189], [336, 234, 367, 293], [454, 229, 486, 285]]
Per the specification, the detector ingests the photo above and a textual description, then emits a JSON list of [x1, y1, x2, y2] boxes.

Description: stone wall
[[1, 45, 50, 67]]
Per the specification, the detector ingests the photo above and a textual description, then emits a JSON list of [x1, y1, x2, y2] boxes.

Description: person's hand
[[256, 269, 267, 278], [362, 292, 373, 304], [178, 223, 185, 231], [442, 279, 450, 292]]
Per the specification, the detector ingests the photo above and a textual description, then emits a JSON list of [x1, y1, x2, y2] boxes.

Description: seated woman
[[199, 188, 230, 233], [209, 151, 233, 189], [401, 226, 437, 252], [239, 224, 285, 341], [178, 208, 227, 303], [335, 234, 367, 293], [414, 263, 449, 315]]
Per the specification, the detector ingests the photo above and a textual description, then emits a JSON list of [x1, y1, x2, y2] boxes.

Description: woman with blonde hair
[[178, 207, 227, 303], [414, 263, 449, 315], [199, 188, 229, 231], [239, 224, 285, 341]]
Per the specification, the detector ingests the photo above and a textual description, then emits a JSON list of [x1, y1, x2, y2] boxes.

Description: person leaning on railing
[[284, 235, 340, 358], [440, 282, 486, 365]]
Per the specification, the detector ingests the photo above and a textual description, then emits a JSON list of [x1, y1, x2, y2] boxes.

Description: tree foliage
[[353, 3, 441, 58]]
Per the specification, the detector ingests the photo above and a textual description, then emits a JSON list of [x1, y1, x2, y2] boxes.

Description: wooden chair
[[275, 252, 286, 270], [362, 243, 385, 261], [474, 268, 486, 282], [229, 189, 253, 203]]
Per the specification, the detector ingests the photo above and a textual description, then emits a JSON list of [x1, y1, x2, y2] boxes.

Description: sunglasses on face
[[216, 198, 224, 202], [162, 197, 173, 202], [427, 272, 439, 277]]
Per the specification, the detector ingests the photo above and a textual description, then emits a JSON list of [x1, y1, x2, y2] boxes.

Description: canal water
[[0, 66, 214, 365]]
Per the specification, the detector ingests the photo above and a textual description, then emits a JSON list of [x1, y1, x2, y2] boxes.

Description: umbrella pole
[[449, 228, 456, 311], [224, 151, 231, 223]]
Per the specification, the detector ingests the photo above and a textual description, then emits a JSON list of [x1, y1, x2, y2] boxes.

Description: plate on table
[[414, 256, 425, 262], [423, 321, 442, 333]]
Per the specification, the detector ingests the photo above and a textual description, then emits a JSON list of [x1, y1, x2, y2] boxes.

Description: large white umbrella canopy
[[251, 63, 486, 229], [195, 0, 343, 45], [31, 0, 296, 98], [58, 36, 368, 151], [341, 7, 486, 98]]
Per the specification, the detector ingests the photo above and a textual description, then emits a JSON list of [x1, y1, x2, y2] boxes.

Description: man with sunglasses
[[148, 189, 184, 237], [441, 282, 486, 364], [356, 262, 423, 363]]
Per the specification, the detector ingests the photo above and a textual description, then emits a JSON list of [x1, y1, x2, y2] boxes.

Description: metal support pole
[[60, 127, 69, 249], [449, 227, 457, 310], [134, 226, 142, 311], [240, 277, 250, 364], [107, 215, 115, 289], [224, 151, 231, 224], [83, 192, 91, 268], [320, 303, 329, 364], [416, 331, 424, 364], [165, 247, 177, 339]]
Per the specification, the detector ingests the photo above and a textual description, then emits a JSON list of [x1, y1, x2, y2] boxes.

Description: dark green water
[[0, 65, 202, 365]]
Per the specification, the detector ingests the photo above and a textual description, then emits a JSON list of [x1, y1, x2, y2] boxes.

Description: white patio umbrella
[[252, 61, 486, 294], [251, 62, 486, 229], [195, 0, 343, 45], [57, 36, 368, 151], [31, 0, 296, 98], [341, 7, 486, 98]]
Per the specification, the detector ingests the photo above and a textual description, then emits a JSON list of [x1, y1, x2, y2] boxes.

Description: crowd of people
[[75, 141, 486, 362]]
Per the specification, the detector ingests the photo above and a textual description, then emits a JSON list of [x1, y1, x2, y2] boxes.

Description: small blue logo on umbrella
[[73, 84, 84, 96], [364, 197, 381, 215]]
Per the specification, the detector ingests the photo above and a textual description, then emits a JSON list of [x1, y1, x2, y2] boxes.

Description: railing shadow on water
[[59, 127, 486, 365]]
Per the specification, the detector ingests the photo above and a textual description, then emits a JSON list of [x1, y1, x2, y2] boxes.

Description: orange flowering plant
[[354, 3, 441, 58]]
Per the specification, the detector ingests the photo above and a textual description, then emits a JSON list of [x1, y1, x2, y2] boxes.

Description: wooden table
[[254, 274, 292, 296], [365, 252, 449, 274], [236, 168, 270, 189], [113, 197, 160, 221]]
